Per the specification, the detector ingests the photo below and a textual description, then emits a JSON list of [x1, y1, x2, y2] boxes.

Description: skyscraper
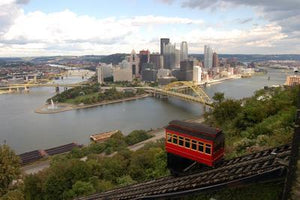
[[180, 41, 188, 61], [128, 49, 140, 76], [139, 50, 150, 74], [150, 53, 164, 69], [212, 52, 219, 68], [160, 38, 170, 55], [204, 45, 213, 68], [163, 43, 176, 69], [97, 66, 104, 84], [175, 49, 180, 68]]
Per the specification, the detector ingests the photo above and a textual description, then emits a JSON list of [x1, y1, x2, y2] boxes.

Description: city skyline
[[0, 0, 300, 57]]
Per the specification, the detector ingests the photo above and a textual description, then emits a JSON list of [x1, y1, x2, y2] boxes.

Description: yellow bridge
[[144, 81, 213, 107], [1, 81, 212, 106]]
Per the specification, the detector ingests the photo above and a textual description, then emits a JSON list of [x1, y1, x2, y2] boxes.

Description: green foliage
[[47, 83, 142, 105], [206, 86, 299, 157], [128, 147, 167, 181], [212, 92, 225, 103], [125, 130, 152, 145], [24, 175, 43, 200], [0, 145, 21, 196], [63, 181, 95, 199], [116, 175, 136, 187], [22, 138, 168, 199], [0, 189, 24, 200], [212, 99, 242, 126]]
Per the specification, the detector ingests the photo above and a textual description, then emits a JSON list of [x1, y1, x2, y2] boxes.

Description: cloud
[[156, 0, 175, 5], [181, 0, 300, 35], [0, 0, 27, 36], [0, 7, 205, 56], [236, 18, 253, 24]]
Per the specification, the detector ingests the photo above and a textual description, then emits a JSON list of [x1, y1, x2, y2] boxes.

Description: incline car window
[[198, 142, 204, 152], [205, 144, 211, 154], [179, 136, 184, 146], [185, 138, 190, 148], [191, 140, 197, 150], [173, 135, 178, 144], [167, 133, 172, 143]]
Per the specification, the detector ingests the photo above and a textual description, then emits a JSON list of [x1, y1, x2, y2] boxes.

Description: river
[[0, 68, 292, 154]]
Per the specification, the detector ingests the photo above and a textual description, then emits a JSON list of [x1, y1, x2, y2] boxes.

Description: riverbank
[[203, 74, 241, 86], [0, 90, 11, 95], [35, 94, 150, 114]]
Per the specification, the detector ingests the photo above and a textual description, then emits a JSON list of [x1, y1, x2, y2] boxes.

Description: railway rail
[[78, 144, 291, 200]]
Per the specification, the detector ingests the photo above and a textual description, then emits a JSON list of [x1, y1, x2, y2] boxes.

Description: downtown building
[[139, 50, 150, 74], [204, 45, 213, 68], [180, 41, 188, 61], [113, 60, 133, 82], [163, 43, 176, 69], [160, 38, 170, 55]]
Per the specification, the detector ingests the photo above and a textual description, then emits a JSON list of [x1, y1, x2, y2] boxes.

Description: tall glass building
[[180, 41, 188, 61], [204, 45, 213, 68]]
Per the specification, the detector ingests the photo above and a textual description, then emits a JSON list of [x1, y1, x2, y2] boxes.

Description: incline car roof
[[166, 120, 221, 140]]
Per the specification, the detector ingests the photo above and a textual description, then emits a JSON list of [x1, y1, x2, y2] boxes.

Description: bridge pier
[[55, 87, 60, 93], [24, 86, 29, 93]]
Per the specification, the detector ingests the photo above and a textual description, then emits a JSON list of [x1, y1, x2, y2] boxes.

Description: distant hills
[[0, 54, 300, 67], [190, 54, 300, 62]]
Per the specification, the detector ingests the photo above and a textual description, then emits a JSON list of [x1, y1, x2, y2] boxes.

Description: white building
[[113, 66, 133, 82], [180, 41, 188, 61], [157, 69, 171, 78], [204, 45, 213, 68], [128, 50, 140, 77], [193, 66, 202, 84], [97, 66, 104, 84]]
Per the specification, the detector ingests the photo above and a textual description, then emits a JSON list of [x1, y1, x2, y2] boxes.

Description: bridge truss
[[151, 81, 212, 106]]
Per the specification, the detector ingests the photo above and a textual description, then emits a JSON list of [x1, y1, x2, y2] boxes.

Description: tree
[[0, 145, 21, 196], [213, 92, 225, 104], [212, 99, 242, 126], [63, 181, 95, 199], [0, 189, 24, 200]]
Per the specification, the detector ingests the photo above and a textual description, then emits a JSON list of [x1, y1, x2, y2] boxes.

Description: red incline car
[[165, 120, 225, 175]]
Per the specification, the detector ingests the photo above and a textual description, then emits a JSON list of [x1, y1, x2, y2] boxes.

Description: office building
[[97, 66, 104, 84], [180, 41, 188, 61], [160, 38, 170, 55], [213, 52, 219, 68], [139, 50, 150, 74], [174, 60, 194, 81], [142, 67, 157, 82], [175, 49, 181, 68], [163, 43, 176, 69], [193, 66, 202, 84], [204, 45, 213, 68], [128, 50, 140, 77], [113, 66, 132, 82], [150, 53, 164, 69]]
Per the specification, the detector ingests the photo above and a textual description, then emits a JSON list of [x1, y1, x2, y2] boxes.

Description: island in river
[[35, 83, 147, 114]]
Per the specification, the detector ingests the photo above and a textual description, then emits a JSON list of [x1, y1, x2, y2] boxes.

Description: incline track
[[78, 144, 291, 200]]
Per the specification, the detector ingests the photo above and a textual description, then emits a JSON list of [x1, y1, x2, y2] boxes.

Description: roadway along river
[[0, 69, 292, 154]]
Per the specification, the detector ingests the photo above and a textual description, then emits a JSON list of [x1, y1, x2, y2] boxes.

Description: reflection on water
[[0, 69, 292, 153]]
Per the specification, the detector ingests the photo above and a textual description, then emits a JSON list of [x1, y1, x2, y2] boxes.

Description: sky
[[0, 0, 299, 57]]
